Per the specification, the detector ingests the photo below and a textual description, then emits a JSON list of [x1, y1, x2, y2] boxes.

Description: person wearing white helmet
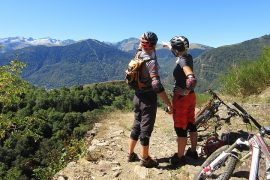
[[163, 36, 198, 166]]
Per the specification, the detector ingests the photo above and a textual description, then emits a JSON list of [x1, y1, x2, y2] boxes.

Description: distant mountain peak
[[113, 38, 140, 53], [0, 37, 76, 53], [112, 38, 213, 54], [189, 43, 213, 50]]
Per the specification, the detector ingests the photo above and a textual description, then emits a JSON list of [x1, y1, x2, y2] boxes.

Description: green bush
[[73, 124, 88, 138], [221, 47, 270, 96], [0, 61, 28, 108], [196, 92, 211, 107], [0, 73, 134, 179]]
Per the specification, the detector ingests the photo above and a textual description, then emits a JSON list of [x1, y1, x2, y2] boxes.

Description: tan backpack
[[125, 51, 152, 90]]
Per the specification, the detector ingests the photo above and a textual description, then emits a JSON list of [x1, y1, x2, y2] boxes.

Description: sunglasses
[[141, 41, 154, 49]]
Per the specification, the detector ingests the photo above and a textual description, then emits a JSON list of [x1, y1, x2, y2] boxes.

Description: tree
[[0, 60, 29, 140], [0, 60, 28, 108]]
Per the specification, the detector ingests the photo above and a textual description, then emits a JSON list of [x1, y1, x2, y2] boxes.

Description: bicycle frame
[[199, 133, 270, 180], [248, 133, 270, 180], [195, 101, 270, 180], [200, 138, 249, 176], [195, 90, 242, 157], [233, 101, 270, 179], [195, 89, 238, 128], [195, 89, 220, 119]]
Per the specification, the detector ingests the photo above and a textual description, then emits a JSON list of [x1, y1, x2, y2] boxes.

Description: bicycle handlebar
[[196, 89, 237, 125], [208, 89, 219, 100], [232, 102, 262, 130], [208, 89, 232, 109], [232, 102, 248, 115], [202, 90, 267, 136], [220, 110, 238, 123]]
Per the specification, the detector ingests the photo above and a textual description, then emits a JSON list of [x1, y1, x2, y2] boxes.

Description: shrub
[[221, 47, 270, 96], [196, 92, 211, 107]]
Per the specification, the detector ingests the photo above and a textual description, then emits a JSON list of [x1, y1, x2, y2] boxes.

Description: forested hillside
[[221, 47, 270, 96], [194, 34, 270, 92], [0, 63, 134, 179], [0, 39, 132, 89]]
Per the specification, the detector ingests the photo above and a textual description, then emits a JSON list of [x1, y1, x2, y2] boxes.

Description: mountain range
[[0, 37, 75, 53], [0, 37, 211, 89], [0, 35, 270, 91], [0, 39, 132, 88], [194, 34, 270, 91]]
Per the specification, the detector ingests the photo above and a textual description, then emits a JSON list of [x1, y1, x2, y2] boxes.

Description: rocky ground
[[54, 91, 270, 180]]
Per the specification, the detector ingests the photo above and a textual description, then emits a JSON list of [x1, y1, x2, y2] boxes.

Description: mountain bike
[[194, 102, 270, 180], [194, 89, 240, 156], [195, 89, 238, 130]]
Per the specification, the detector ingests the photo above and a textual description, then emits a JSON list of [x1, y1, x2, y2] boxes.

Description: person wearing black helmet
[[163, 36, 198, 166], [128, 31, 173, 168]]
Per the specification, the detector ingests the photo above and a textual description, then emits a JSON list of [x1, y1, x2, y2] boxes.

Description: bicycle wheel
[[195, 115, 206, 128], [194, 145, 239, 180]]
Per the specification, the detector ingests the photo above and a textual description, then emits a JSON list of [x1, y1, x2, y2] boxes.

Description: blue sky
[[1, 0, 269, 47]]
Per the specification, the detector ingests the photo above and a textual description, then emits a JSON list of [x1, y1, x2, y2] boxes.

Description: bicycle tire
[[195, 115, 206, 128], [194, 145, 239, 180]]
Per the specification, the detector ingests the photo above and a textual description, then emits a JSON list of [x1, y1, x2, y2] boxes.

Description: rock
[[94, 123, 102, 128], [96, 141, 110, 146], [112, 130, 124, 136], [111, 166, 122, 171], [110, 161, 121, 166], [66, 161, 76, 168], [57, 176, 67, 180], [134, 165, 149, 179], [112, 171, 121, 177], [85, 147, 103, 162], [91, 139, 100, 146]]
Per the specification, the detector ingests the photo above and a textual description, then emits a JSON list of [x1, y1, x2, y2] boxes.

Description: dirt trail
[[53, 109, 204, 179], [54, 101, 270, 180]]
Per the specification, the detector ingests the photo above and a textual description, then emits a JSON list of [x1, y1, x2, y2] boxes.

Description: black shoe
[[140, 156, 159, 168], [185, 148, 198, 159], [169, 153, 186, 166], [128, 152, 140, 162]]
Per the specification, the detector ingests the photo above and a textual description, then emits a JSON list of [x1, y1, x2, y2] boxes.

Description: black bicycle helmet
[[140, 31, 158, 47], [170, 36, 189, 52]]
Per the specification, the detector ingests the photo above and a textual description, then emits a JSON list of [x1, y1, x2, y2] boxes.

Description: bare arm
[[183, 66, 193, 76]]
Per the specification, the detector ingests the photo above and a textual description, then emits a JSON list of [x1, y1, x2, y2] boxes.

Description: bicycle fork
[[202, 138, 249, 176]]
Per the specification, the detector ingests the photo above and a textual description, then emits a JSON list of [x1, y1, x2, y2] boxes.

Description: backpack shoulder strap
[[134, 48, 142, 59], [135, 49, 156, 62]]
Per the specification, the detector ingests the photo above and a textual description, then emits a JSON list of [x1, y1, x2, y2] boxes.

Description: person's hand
[[186, 74, 197, 90], [166, 104, 173, 114]]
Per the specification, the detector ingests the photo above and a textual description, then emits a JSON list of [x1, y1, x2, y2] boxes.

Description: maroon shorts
[[172, 92, 196, 128]]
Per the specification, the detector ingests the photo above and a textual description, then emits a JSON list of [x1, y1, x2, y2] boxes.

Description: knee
[[140, 136, 150, 146], [130, 129, 140, 141], [187, 123, 197, 132], [175, 128, 187, 137]]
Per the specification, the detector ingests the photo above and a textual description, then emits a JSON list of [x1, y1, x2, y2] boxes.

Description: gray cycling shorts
[[131, 91, 157, 139]]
